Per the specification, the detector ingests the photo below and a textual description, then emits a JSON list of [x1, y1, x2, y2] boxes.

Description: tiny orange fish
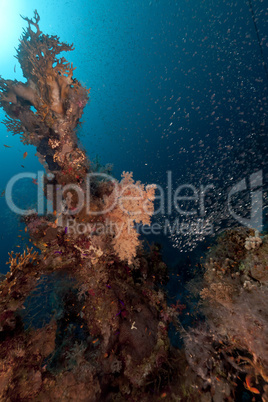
[[245, 375, 260, 394], [92, 338, 99, 344], [23, 151, 28, 159]]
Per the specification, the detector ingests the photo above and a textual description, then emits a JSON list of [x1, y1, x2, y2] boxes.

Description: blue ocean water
[[0, 0, 267, 272]]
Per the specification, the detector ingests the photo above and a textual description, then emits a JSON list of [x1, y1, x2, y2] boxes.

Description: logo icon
[[228, 170, 263, 231]]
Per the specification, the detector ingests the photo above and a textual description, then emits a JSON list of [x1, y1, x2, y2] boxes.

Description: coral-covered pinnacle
[[0, 12, 178, 401], [0, 10, 89, 180]]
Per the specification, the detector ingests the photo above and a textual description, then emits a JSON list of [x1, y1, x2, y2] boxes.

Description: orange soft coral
[[104, 172, 156, 264]]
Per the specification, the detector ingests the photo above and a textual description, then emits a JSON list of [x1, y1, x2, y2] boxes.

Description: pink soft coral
[[105, 172, 156, 264]]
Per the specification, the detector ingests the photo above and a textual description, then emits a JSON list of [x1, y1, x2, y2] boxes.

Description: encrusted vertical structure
[[0, 11, 177, 401]]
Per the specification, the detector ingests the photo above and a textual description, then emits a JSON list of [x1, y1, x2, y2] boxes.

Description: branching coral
[[7, 246, 39, 270], [0, 9, 89, 182], [0, 247, 40, 320]]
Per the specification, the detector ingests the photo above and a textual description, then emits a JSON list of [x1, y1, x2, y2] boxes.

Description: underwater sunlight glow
[[0, 1, 24, 56]]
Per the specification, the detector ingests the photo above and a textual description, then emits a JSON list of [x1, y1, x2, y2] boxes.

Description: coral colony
[[0, 11, 267, 401], [0, 11, 178, 401]]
